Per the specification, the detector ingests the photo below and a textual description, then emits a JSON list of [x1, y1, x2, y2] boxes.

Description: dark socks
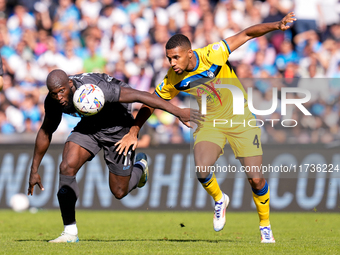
[[57, 175, 79, 225], [128, 164, 144, 192]]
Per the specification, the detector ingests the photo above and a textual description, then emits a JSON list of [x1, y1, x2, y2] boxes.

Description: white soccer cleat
[[48, 232, 79, 243], [136, 153, 148, 188], [213, 193, 230, 232], [260, 225, 275, 243]]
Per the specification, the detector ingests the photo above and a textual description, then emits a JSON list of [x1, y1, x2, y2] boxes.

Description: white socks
[[64, 224, 78, 235]]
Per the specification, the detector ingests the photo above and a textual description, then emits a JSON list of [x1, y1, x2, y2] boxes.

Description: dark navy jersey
[[44, 73, 134, 134]]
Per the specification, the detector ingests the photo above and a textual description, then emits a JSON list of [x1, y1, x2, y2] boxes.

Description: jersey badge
[[207, 70, 215, 78]]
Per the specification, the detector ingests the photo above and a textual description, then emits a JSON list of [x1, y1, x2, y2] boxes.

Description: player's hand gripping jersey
[[156, 41, 262, 157]]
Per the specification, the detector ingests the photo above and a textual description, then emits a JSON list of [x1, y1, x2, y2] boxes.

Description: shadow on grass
[[16, 239, 235, 243]]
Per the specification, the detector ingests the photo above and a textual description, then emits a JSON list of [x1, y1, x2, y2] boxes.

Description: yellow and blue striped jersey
[[155, 40, 250, 122]]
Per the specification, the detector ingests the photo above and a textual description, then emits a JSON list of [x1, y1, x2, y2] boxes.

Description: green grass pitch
[[0, 210, 339, 254]]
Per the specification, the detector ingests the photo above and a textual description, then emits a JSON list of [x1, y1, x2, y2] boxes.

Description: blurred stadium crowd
[[0, 0, 340, 145]]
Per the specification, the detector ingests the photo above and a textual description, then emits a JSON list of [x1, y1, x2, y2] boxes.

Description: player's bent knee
[[59, 161, 77, 176], [195, 171, 211, 179], [249, 178, 265, 189], [110, 188, 127, 200], [195, 158, 216, 170]]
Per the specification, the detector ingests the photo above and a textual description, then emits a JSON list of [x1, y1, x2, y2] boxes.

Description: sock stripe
[[198, 172, 213, 184], [134, 161, 146, 169], [252, 180, 268, 196]]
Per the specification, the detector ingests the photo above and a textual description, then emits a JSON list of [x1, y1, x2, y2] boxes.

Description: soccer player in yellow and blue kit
[[117, 12, 296, 243]]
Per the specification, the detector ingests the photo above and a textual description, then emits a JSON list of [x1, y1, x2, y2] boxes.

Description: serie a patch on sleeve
[[212, 43, 220, 50]]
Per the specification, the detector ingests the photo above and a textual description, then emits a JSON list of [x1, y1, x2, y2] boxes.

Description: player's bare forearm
[[30, 128, 52, 173], [244, 22, 280, 39], [28, 106, 61, 194], [119, 87, 181, 118], [30, 113, 60, 173], [131, 104, 155, 135], [28, 128, 51, 195], [115, 104, 154, 155], [120, 87, 201, 129], [226, 12, 296, 52]]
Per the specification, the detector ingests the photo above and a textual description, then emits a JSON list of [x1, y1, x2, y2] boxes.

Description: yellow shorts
[[193, 120, 263, 158]]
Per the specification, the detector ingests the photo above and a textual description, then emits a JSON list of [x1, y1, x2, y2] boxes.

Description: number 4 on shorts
[[253, 135, 259, 148]]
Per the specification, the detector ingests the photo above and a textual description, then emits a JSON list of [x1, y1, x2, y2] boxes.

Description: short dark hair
[[165, 34, 191, 50]]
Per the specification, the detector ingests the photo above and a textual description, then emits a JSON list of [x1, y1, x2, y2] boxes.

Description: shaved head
[[46, 69, 75, 113], [46, 69, 69, 91]]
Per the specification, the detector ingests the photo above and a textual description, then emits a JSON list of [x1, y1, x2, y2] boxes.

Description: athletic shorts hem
[[107, 163, 133, 176], [234, 152, 263, 159]]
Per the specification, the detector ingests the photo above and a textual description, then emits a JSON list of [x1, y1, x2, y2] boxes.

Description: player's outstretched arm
[[28, 112, 61, 195], [119, 87, 202, 127], [116, 87, 203, 155], [225, 12, 296, 52]]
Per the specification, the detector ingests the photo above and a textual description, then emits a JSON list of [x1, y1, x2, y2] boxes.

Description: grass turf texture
[[0, 210, 339, 254]]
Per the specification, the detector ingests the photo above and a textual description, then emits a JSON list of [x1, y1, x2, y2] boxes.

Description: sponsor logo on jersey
[[196, 80, 223, 106], [183, 80, 190, 88], [212, 44, 220, 50], [106, 75, 113, 82], [207, 70, 215, 78]]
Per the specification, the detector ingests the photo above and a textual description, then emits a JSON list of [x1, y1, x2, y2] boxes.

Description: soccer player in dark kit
[[27, 69, 200, 243]]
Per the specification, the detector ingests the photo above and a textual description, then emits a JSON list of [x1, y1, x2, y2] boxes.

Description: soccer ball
[[10, 193, 30, 212], [73, 84, 105, 116]]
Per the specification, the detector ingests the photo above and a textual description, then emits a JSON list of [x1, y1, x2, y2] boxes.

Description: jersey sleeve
[[74, 73, 122, 103], [203, 40, 231, 66], [155, 74, 179, 100], [44, 94, 62, 116], [97, 79, 121, 103]]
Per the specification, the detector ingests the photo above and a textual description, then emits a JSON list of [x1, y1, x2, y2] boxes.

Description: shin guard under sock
[[57, 174, 79, 226]]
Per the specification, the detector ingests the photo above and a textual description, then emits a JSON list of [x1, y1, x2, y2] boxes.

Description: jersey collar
[[189, 51, 199, 72]]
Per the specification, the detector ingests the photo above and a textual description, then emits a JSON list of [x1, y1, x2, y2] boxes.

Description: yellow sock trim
[[252, 187, 270, 227], [201, 173, 223, 201]]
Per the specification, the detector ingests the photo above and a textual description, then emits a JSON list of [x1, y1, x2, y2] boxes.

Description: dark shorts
[[66, 127, 135, 176]]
